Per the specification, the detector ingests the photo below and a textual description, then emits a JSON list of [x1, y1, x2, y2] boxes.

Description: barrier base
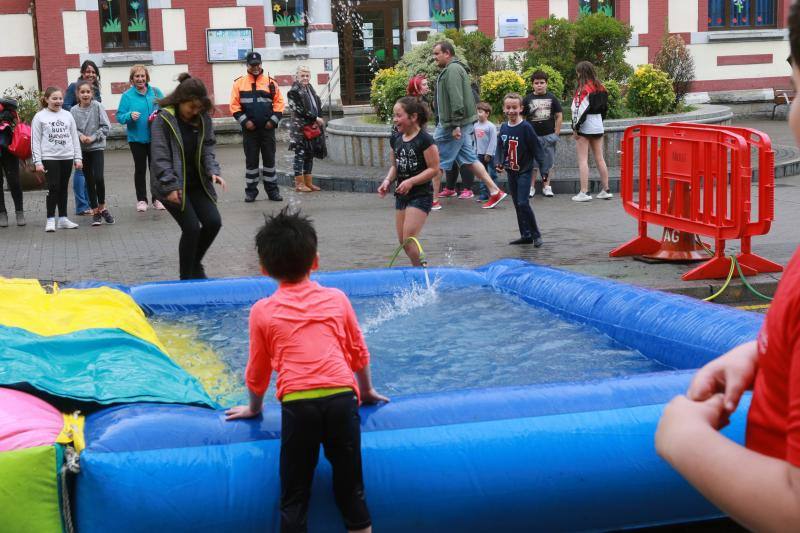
[[682, 256, 758, 281], [736, 253, 784, 274], [642, 229, 708, 262], [609, 236, 661, 257]]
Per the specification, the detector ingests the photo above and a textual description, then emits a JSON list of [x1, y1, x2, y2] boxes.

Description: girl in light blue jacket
[[116, 64, 164, 211]]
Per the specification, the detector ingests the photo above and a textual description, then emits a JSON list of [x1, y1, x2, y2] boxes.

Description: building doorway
[[337, 1, 403, 105]]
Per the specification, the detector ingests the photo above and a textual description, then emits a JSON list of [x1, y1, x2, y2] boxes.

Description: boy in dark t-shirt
[[495, 93, 544, 247], [523, 70, 563, 198]]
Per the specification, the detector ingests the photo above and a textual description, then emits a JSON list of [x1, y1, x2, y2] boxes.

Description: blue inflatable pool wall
[[75, 260, 762, 532]]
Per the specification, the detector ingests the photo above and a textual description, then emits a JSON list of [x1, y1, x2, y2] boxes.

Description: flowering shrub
[[654, 34, 695, 107], [370, 67, 411, 122], [521, 64, 565, 100], [603, 79, 625, 119], [479, 70, 526, 115], [625, 65, 675, 117]]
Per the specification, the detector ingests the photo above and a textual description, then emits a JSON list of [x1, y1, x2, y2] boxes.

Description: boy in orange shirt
[[226, 207, 388, 533], [655, 3, 800, 528]]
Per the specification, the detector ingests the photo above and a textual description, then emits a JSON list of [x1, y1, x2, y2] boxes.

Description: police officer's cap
[[246, 51, 262, 66]]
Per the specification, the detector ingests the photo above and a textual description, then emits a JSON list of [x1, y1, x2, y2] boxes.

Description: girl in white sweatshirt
[[32, 86, 83, 232]]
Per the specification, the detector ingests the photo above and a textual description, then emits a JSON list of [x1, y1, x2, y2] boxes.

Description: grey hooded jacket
[[150, 106, 221, 209]]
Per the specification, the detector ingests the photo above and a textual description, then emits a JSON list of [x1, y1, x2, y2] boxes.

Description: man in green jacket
[[433, 41, 506, 209]]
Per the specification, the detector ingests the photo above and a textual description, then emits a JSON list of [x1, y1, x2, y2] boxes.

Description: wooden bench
[[772, 89, 796, 119]]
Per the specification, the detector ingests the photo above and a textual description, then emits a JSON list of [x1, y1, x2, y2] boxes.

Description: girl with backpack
[[570, 61, 612, 203], [0, 98, 25, 227]]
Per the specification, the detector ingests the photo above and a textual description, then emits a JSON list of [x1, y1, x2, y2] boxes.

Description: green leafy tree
[[525, 16, 577, 91], [654, 33, 695, 108], [573, 13, 633, 83], [521, 64, 565, 100], [2, 85, 41, 124], [444, 29, 494, 80], [603, 79, 626, 119], [370, 67, 410, 122], [625, 64, 676, 117], [396, 33, 467, 84]]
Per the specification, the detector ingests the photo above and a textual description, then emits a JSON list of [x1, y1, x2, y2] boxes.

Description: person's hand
[[131, 111, 141, 121], [316, 117, 324, 126], [35, 163, 45, 173], [79, 134, 91, 144], [495, 165, 504, 174], [212, 175, 227, 192], [265, 122, 275, 130], [686, 341, 758, 414], [656, 394, 728, 460], [361, 388, 390, 404], [484, 154, 492, 163], [166, 190, 181, 205], [245, 120, 256, 131], [377, 178, 391, 198], [224, 405, 262, 420], [452, 126, 462, 140], [395, 179, 412, 195], [74, 160, 83, 170]]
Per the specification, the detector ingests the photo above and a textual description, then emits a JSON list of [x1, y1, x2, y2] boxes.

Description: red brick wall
[[34, 0, 79, 89], [477, 0, 495, 38], [4, 0, 30, 13]]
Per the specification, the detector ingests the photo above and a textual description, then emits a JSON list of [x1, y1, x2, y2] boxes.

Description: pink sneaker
[[438, 187, 457, 198], [153, 200, 167, 210], [458, 189, 474, 199], [482, 190, 508, 209], [431, 200, 442, 211], [136, 201, 148, 212]]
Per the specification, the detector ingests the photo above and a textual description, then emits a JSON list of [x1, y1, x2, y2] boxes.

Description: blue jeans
[[73, 168, 90, 214], [477, 157, 498, 199], [507, 170, 541, 240]]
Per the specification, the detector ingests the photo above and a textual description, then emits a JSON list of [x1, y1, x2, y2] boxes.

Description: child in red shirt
[[655, 5, 800, 527], [226, 207, 388, 533]]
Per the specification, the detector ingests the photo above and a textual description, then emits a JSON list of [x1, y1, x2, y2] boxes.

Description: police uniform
[[230, 51, 285, 202]]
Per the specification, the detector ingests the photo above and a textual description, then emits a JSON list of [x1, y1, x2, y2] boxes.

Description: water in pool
[[150, 283, 672, 407]]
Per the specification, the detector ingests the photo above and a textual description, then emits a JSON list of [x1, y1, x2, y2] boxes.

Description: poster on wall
[[206, 28, 254, 62]]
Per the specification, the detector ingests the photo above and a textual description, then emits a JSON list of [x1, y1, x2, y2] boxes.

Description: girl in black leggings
[[150, 73, 227, 280]]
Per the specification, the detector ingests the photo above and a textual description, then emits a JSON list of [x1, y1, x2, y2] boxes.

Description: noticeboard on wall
[[206, 28, 254, 63]]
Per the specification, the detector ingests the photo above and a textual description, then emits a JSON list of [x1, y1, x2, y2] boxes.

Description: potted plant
[[2, 84, 43, 191]]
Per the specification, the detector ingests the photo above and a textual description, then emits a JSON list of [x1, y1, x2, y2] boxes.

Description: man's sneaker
[[596, 189, 614, 200], [136, 201, 148, 212], [431, 200, 442, 211], [509, 237, 534, 245], [153, 199, 167, 210], [15, 211, 25, 226], [45, 218, 56, 232], [458, 189, 474, 199], [482, 190, 508, 209], [101, 210, 115, 224], [534, 237, 543, 248], [91, 213, 103, 226], [529, 187, 536, 198], [543, 185, 554, 197], [57, 217, 79, 229], [439, 187, 457, 198], [0, 212, 7, 228], [571, 191, 592, 202]]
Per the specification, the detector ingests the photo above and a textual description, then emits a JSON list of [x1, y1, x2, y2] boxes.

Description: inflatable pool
[[2, 260, 762, 532]]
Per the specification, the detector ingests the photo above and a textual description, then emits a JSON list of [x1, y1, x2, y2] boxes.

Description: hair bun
[[177, 73, 192, 83]]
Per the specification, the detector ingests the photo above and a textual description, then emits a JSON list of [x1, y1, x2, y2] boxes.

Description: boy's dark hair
[[531, 70, 549, 82], [255, 207, 318, 282], [395, 96, 430, 128], [434, 41, 455, 57], [476, 101, 492, 113], [158, 73, 214, 114], [791, 1, 800, 65]]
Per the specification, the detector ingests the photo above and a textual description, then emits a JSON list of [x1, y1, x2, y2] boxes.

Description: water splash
[[361, 278, 440, 334]]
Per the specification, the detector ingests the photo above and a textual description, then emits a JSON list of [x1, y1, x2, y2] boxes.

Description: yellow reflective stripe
[[282, 387, 353, 403], [56, 412, 86, 453]]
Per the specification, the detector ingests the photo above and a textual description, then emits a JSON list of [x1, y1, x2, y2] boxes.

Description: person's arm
[[552, 96, 563, 134], [377, 150, 397, 197], [229, 80, 247, 126], [486, 124, 498, 161], [201, 114, 221, 178], [63, 83, 76, 111], [148, 116, 181, 195], [342, 295, 388, 404], [94, 102, 111, 144], [288, 87, 316, 122], [68, 114, 82, 163], [527, 124, 545, 171], [656, 394, 800, 531], [116, 92, 132, 124], [226, 304, 273, 419], [268, 81, 284, 127], [686, 340, 758, 411], [495, 128, 505, 171], [31, 114, 43, 166]]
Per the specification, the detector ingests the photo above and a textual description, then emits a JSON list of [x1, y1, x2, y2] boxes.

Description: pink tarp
[[0, 388, 62, 451]]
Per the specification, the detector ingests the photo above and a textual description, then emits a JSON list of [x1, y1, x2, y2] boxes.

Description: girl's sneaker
[[101, 210, 115, 224], [439, 187, 457, 198], [571, 191, 592, 202], [543, 185, 555, 197], [153, 200, 167, 210], [458, 189, 474, 199], [92, 213, 103, 226], [596, 189, 614, 199], [57, 217, 79, 229], [45, 218, 56, 232], [136, 201, 148, 212], [431, 200, 442, 211]]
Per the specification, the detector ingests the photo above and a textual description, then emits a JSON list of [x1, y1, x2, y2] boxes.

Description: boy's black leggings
[[280, 391, 371, 533], [163, 187, 222, 280], [42, 159, 73, 218], [82, 150, 105, 208]]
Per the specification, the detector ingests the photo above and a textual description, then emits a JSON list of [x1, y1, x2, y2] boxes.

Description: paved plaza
[[1, 117, 798, 302]]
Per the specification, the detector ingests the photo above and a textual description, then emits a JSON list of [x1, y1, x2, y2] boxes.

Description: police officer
[[230, 51, 284, 202]]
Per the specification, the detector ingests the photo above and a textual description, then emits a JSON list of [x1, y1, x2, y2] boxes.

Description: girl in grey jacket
[[150, 73, 227, 280], [70, 80, 114, 225]]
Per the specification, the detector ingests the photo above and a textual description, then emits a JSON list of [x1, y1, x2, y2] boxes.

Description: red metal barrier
[[610, 123, 783, 281]]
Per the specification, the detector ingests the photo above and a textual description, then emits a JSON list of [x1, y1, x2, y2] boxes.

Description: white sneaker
[[543, 185, 554, 197], [572, 191, 592, 202], [153, 200, 167, 210], [45, 218, 56, 232], [57, 217, 79, 229], [136, 201, 148, 212], [596, 189, 614, 200], [529, 187, 536, 198]]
